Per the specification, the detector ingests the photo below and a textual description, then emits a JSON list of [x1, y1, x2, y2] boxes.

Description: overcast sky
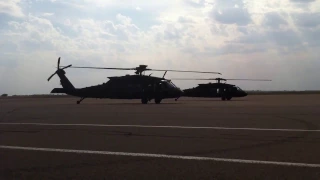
[[0, 0, 319, 95]]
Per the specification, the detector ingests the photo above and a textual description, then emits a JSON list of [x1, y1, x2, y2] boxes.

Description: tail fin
[[57, 70, 75, 93], [48, 57, 75, 94]]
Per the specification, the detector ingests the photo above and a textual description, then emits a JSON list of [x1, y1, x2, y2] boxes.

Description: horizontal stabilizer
[[51, 88, 66, 94]]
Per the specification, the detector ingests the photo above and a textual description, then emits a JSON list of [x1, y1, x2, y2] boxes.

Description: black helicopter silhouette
[[171, 77, 271, 101], [48, 57, 221, 104]]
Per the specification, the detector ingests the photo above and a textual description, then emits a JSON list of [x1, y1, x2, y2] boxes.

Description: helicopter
[[48, 57, 222, 104], [171, 77, 272, 101]]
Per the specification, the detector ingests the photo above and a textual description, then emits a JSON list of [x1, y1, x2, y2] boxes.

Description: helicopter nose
[[173, 88, 183, 97], [178, 88, 183, 96], [243, 91, 248, 97], [172, 88, 183, 101]]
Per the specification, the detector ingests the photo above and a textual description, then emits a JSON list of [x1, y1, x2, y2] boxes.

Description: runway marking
[[1, 122, 320, 132], [1, 145, 319, 168]]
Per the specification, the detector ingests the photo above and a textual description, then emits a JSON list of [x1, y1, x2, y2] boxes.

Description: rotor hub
[[135, 65, 150, 75]]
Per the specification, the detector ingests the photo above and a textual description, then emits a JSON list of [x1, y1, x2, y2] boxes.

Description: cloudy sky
[[0, 0, 319, 95]]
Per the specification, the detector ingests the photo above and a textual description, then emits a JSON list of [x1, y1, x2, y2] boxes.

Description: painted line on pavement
[[1, 122, 320, 132], [1, 145, 320, 168]]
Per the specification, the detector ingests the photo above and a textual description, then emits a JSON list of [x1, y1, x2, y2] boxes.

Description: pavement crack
[[0, 108, 20, 122], [0, 130, 40, 134], [273, 115, 319, 130]]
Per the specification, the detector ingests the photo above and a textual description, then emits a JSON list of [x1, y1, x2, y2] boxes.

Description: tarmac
[[1, 94, 320, 179]]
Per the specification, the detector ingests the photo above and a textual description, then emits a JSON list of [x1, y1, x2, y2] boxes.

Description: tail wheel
[[155, 98, 162, 104], [141, 97, 148, 104]]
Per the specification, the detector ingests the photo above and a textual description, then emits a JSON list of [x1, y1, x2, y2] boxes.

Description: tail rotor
[[47, 57, 72, 81]]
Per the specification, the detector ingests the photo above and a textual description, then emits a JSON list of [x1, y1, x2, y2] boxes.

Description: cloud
[[293, 12, 320, 28], [210, 0, 252, 25], [223, 9, 320, 51], [1, 1, 320, 95], [289, 0, 317, 10], [0, 0, 24, 17], [42, 12, 54, 17], [290, 0, 315, 3], [263, 12, 288, 28], [0, 13, 145, 94], [178, 16, 195, 24], [184, 0, 206, 8]]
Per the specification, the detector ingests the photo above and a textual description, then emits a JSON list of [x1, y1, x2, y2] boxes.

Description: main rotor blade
[[147, 69, 222, 75], [62, 66, 135, 70], [171, 78, 272, 81], [224, 79, 272, 81], [171, 78, 212, 80], [60, 65, 221, 74], [47, 72, 57, 81]]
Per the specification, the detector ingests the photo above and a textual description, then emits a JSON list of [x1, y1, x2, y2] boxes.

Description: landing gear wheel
[[141, 98, 148, 104], [227, 97, 232, 101], [221, 97, 226, 101], [155, 98, 162, 104], [76, 97, 85, 104]]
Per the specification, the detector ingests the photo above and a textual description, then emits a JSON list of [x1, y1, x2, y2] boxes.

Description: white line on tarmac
[[0, 122, 320, 132], [1, 145, 319, 168]]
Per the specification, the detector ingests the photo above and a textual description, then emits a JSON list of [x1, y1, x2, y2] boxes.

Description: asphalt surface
[[1, 95, 320, 179]]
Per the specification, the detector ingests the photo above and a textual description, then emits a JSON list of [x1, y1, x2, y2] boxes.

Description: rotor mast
[[134, 65, 149, 75], [215, 78, 226, 83]]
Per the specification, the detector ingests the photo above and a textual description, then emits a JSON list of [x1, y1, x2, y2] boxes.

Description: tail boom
[[50, 88, 66, 94]]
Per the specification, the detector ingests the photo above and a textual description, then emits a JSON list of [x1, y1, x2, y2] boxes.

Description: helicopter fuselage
[[182, 83, 247, 100], [51, 74, 183, 104]]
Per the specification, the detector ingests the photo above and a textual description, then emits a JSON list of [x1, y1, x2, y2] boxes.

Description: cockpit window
[[231, 86, 243, 92], [166, 82, 174, 88], [169, 81, 177, 88], [161, 80, 176, 88], [236, 86, 242, 91]]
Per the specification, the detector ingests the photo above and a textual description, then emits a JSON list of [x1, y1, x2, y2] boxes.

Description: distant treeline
[[1, 94, 73, 98], [1, 91, 320, 98], [246, 90, 320, 95]]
